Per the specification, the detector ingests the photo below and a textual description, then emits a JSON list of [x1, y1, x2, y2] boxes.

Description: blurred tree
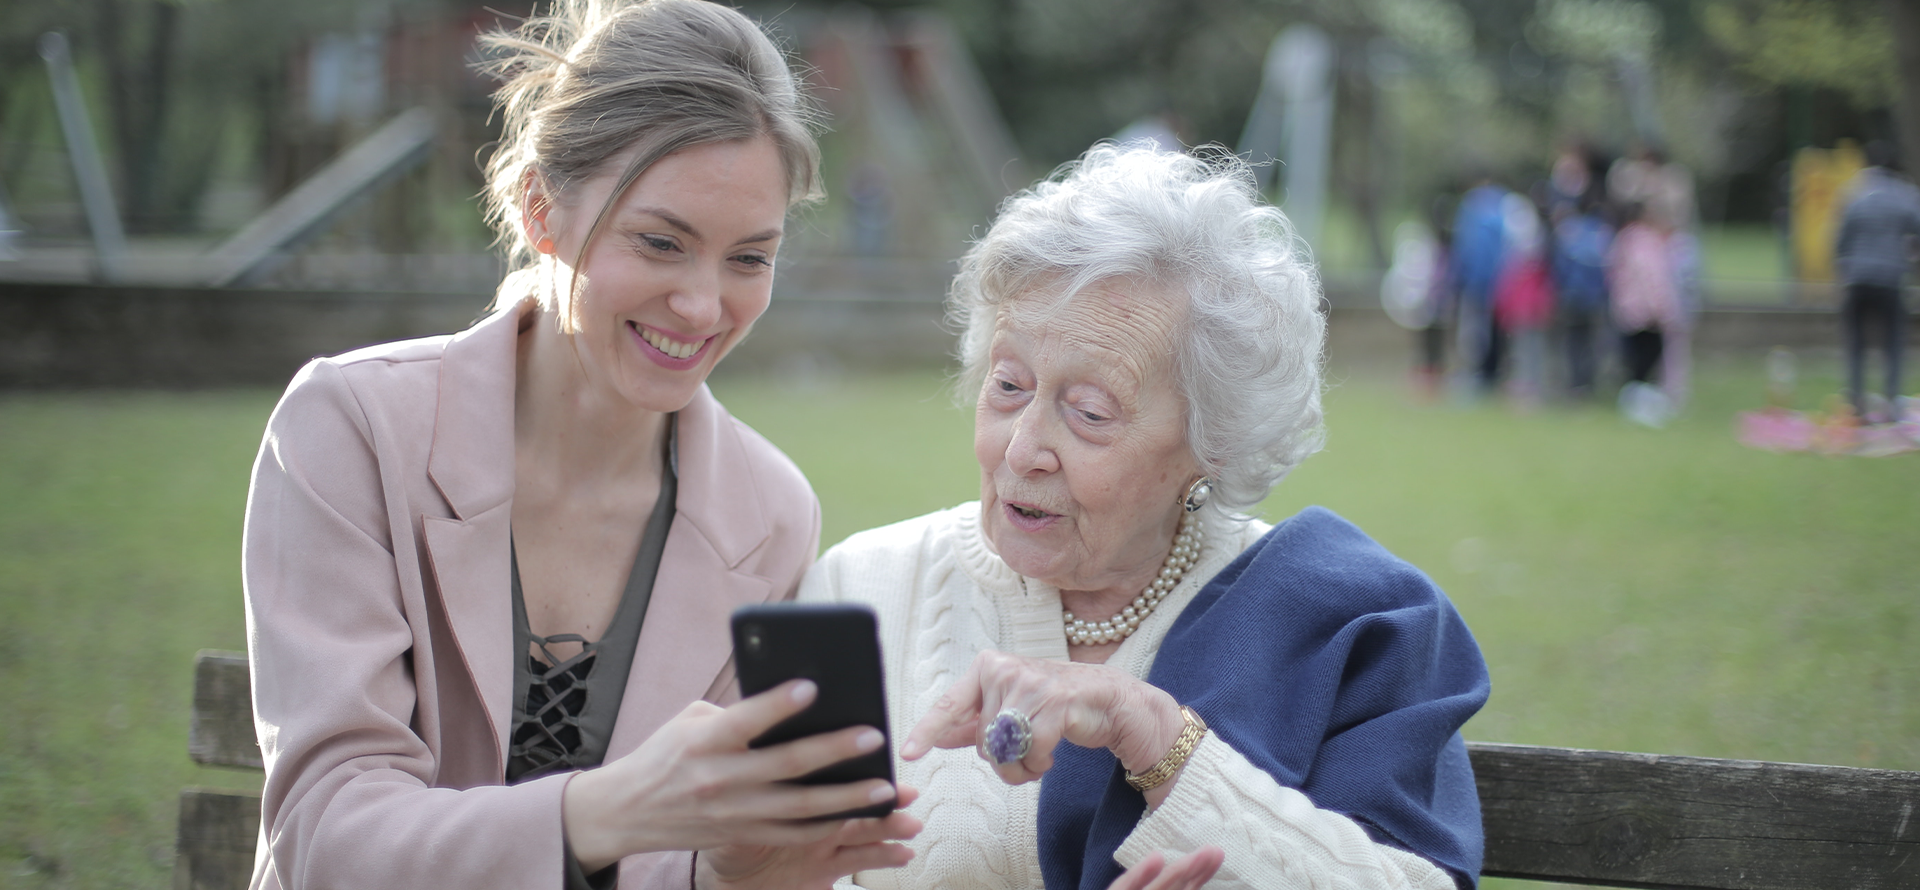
[[93, 0, 179, 231], [1702, 0, 1916, 164], [1702, 0, 1898, 106], [0, 0, 405, 234], [1882, 0, 1920, 172]]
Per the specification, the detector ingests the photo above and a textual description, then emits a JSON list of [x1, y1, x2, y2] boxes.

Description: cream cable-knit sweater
[[797, 503, 1456, 890]]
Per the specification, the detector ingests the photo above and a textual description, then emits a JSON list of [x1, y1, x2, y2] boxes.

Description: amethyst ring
[[985, 707, 1033, 765]]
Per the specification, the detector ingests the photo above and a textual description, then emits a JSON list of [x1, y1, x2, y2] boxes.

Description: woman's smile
[[631, 321, 712, 368]]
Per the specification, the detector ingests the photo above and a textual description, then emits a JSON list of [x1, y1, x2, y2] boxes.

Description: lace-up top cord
[[508, 630, 600, 777]]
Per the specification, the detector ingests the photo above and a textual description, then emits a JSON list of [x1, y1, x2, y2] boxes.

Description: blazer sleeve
[[244, 359, 573, 890]]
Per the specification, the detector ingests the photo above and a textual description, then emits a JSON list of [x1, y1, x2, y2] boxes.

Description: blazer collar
[[672, 384, 772, 569], [426, 293, 776, 571], [426, 298, 526, 521]]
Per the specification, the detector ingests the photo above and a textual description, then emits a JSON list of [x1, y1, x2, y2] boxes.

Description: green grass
[[1697, 224, 1789, 284], [715, 359, 1920, 772], [709, 371, 981, 551], [0, 392, 274, 888], [1271, 360, 1919, 770], [3, 357, 1915, 888]]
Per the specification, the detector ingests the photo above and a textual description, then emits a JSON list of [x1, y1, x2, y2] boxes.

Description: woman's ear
[[521, 170, 559, 256]]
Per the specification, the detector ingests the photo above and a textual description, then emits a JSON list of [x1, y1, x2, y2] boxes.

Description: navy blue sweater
[[1037, 507, 1490, 889]]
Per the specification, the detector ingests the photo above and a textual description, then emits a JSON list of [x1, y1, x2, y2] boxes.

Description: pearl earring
[[1182, 477, 1213, 513]]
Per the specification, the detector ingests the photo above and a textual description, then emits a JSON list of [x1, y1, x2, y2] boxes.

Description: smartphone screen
[[731, 602, 896, 819]]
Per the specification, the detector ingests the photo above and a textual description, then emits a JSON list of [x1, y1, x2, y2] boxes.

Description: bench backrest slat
[[190, 650, 262, 770], [1471, 742, 1920, 890], [176, 788, 262, 890]]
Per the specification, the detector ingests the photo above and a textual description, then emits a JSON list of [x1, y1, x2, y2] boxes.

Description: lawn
[[1, 354, 1914, 888]]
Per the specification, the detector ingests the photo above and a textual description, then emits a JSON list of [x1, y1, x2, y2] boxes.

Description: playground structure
[[3, 10, 1021, 297], [1, 9, 1904, 390]]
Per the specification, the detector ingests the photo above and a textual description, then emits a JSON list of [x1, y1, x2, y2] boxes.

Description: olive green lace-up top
[[506, 422, 679, 784]]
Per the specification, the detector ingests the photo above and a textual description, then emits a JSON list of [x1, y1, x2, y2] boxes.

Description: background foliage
[[2, 0, 1913, 252]]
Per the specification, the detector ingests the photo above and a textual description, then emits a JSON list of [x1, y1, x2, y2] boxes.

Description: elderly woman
[[796, 145, 1489, 890], [242, 2, 918, 888]]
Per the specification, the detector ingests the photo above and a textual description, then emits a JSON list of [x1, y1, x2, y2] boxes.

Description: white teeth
[[639, 327, 703, 360]]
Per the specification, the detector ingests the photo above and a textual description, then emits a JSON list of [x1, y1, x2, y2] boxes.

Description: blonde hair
[[478, 0, 821, 305]]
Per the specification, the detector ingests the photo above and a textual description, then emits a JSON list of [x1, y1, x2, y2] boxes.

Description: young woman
[[242, 3, 918, 887]]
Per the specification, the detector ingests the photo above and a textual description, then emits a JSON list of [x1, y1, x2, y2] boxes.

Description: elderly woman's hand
[[900, 651, 1190, 800], [565, 679, 902, 871], [1108, 847, 1225, 890]]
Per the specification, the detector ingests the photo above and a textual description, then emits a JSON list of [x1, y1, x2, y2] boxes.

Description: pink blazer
[[243, 298, 820, 889]]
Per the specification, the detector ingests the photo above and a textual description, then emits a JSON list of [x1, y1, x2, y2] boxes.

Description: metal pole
[[0, 176, 21, 261], [39, 31, 128, 282], [1276, 24, 1334, 252]]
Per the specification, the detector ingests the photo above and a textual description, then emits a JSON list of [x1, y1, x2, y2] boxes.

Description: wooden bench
[[179, 649, 1920, 889], [177, 651, 263, 890]]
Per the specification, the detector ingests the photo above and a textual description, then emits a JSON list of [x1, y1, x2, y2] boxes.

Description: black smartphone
[[731, 602, 896, 819]]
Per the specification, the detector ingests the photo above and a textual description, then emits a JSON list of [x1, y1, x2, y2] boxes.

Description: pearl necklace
[[1062, 511, 1204, 646]]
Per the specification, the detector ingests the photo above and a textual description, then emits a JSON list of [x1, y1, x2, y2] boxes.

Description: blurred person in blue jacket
[[1552, 194, 1614, 399], [1451, 175, 1510, 393]]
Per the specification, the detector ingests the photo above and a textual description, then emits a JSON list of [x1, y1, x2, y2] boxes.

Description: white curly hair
[[949, 143, 1327, 516]]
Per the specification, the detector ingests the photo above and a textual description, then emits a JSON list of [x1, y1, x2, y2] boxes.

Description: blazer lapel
[[605, 386, 782, 756], [605, 520, 774, 752], [421, 298, 528, 767]]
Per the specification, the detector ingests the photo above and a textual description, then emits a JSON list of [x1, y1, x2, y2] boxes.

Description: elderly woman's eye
[[997, 379, 1021, 393], [1080, 410, 1108, 423]]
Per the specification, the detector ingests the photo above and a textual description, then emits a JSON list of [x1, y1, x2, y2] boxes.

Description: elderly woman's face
[[975, 282, 1200, 596]]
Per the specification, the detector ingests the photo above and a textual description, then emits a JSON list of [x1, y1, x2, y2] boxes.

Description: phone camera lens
[[744, 628, 763, 652]]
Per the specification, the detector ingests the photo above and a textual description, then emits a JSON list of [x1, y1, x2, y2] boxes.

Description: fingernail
[[870, 783, 896, 804], [790, 680, 817, 703], [856, 728, 884, 752]]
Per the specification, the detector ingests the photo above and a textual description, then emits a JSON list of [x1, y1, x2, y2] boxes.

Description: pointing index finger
[[902, 662, 985, 760]]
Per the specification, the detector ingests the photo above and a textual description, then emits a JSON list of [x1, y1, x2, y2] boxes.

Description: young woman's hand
[[1106, 847, 1225, 890], [696, 786, 923, 890], [564, 679, 899, 871]]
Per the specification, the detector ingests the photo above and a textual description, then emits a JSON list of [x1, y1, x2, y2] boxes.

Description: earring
[[1182, 477, 1212, 513], [533, 234, 555, 255]]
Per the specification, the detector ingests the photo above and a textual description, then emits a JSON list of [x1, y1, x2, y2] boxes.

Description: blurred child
[[1552, 195, 1613, 398], [1493, 193, 1553, 406], [1608, 202, 1683, 426], [1381, 219, 1451, 399]]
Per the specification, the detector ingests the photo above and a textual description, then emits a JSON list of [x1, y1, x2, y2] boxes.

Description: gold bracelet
[[1125, 706, 1207, 792]]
